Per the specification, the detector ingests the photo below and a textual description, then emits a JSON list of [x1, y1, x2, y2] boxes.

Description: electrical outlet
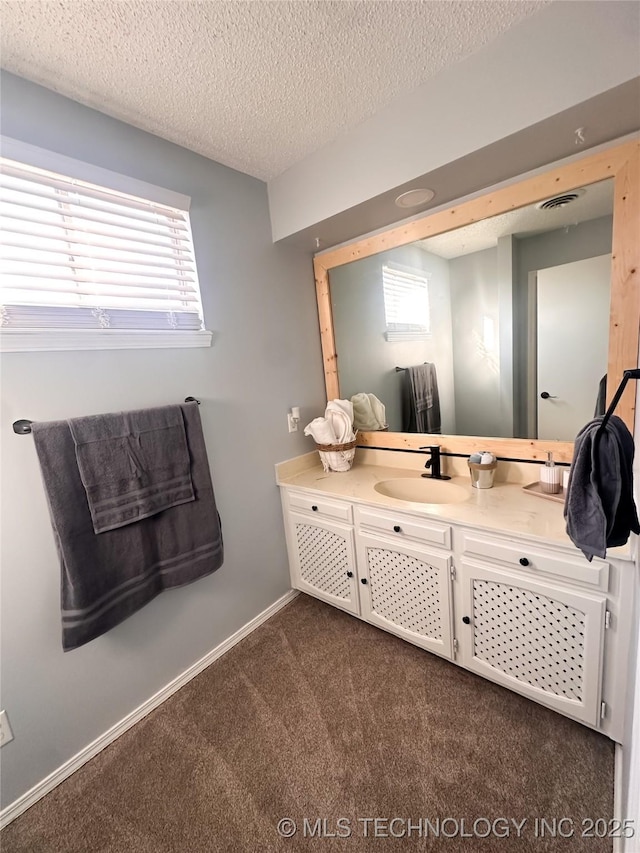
[[287, 413, 298, 433], [0, 710, 14, 747]]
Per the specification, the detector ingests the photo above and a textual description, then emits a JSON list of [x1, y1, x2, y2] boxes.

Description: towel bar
[[395, 362, 428, 372], [12, 398, 201, 435], [596, 369, 640, 436]]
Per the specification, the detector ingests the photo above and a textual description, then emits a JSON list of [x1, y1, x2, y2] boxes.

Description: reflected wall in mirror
[[330, 181, 613, 442], [314, 141, 639, 462]]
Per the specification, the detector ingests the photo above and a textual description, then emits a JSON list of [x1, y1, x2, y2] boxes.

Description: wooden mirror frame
[[314, 141, 639, 463]]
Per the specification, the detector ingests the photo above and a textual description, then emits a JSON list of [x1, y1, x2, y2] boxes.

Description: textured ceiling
[[0, 0, 549, 180]]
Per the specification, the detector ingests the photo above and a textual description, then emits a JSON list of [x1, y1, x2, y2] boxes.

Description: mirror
[[314, 142, 639, 462], [330, 181, 613, 442]]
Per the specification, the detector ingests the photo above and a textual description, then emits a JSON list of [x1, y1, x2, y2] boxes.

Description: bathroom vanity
[[276, 451, 635, 743], [282, 141, 639, 745]]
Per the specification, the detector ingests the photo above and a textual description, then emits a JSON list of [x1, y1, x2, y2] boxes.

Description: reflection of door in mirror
[[330, 179, 613, 440], [536, 254, 611, 441]]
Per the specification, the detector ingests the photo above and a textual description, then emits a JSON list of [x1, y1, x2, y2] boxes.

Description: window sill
[[384, 330, 431, 342], [0, 329, 214, 353]]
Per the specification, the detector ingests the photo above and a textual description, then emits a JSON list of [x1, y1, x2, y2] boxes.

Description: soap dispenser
[[540, 452, 561, 494]]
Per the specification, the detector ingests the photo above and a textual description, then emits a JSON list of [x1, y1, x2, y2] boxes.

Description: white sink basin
[[374, 477, 469, 505]]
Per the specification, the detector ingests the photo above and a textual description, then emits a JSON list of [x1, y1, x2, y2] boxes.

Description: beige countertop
[[276, 451, 633, 561]]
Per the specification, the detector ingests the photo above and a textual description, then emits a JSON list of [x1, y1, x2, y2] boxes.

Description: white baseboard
[[0, 589, 299, 830]]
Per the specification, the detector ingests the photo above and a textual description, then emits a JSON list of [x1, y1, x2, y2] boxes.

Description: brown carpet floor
[[2, 594, 615, 852]]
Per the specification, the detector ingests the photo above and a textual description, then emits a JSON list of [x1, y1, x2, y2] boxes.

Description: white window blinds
[[382, 264, 431, 341], [0, 157, 205, 335]]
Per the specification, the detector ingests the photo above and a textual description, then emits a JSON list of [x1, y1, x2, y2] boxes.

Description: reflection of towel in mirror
[[564, 415, 640, 561], [351, 393, 386, 431], [594, 375, 607, 417], [401, 363, 441, 433], [368, 394, 386, 428]]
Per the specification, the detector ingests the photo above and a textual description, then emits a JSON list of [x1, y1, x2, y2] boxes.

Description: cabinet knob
[[361, 578, 368, 585], [462, 616, 471, 624], [311, 505, 318, 511], [519, 557, 530, 566], [346, 571, 353, 578], [393, 525, 401, 533]]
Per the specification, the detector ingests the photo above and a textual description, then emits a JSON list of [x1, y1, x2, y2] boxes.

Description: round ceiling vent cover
[[537, 188, 586, 210]]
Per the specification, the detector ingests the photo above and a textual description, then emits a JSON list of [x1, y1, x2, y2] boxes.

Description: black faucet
[[420, 445, 451, 480]]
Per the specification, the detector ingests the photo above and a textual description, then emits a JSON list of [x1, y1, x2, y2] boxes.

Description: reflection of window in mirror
[[382, 264, 431, 341]]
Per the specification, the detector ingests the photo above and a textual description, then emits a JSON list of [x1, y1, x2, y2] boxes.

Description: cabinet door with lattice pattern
[[457, 561, 606, 726], [356, 533, 453, 659], [287, 512, 359, 615]]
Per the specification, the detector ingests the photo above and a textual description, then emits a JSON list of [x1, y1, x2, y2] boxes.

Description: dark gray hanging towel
[[32, 402, 223, 651], [68, 405, 195, 534], [564, 414, 639, 561], [401, 363, 441, 433]]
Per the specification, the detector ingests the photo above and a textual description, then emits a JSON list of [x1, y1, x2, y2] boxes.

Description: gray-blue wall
[[0, 72, 325, 808], [449, 248, 502, 437]]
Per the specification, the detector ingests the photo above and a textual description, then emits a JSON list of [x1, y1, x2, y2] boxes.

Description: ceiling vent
[[537, 188, 586, 210]]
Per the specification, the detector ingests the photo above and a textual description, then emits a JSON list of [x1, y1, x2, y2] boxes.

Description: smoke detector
[[537, 188, 586, 210]]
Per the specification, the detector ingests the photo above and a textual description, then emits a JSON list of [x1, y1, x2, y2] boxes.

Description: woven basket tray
[[315, 434, 357, 473]]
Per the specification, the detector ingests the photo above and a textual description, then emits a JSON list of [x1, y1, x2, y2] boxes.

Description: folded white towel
[[326, 398, 354, 423], [303, 417, 338, 446], [325, 399, 354, 443], [303, 417, 347, 472], [304, 400, 355, 473]]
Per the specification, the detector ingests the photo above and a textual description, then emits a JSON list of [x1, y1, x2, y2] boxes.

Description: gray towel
[[564, 414, 639, 561], [401, 363, 441, 434], [68, 405, 194, 534], [32, 402, 223, 651]]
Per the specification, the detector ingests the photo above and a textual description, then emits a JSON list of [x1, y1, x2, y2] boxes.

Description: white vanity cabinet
[[279, 485, 633, 741], [282, 491, 359, 615], [354, 506, 454, 660], [456, 532, 611, 727]]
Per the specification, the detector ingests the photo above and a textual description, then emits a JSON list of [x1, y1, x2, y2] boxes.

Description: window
[[382, 263, 431, 341], [0, 140, 211, 351]]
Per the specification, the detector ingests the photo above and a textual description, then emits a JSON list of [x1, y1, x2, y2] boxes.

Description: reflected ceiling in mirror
[[330, 179, 613, 442]]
